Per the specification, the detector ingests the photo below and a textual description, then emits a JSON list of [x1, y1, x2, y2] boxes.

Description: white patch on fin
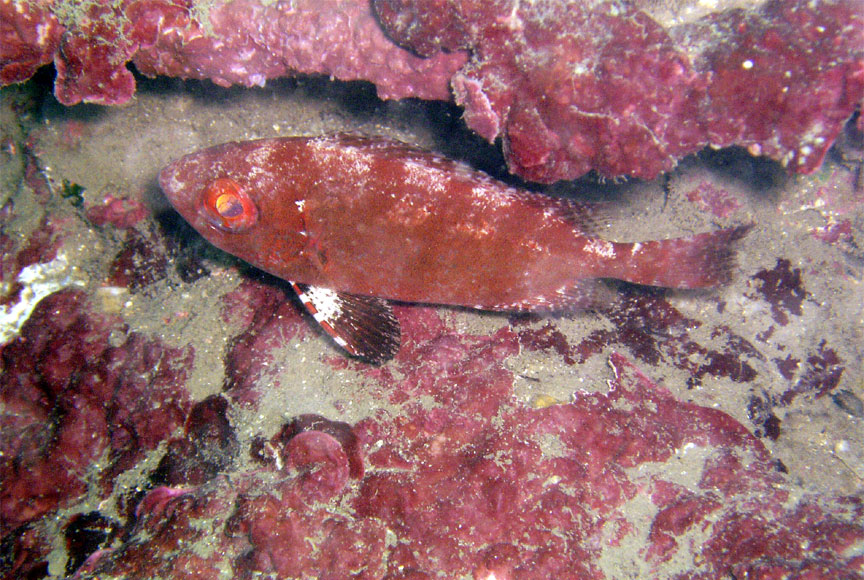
[[290, 282, 400, 364]]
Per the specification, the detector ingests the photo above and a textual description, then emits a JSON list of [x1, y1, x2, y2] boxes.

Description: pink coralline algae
[[3, 1, 861, 181], [219, 277, 312, 403], [8, 296, 859, 579], [0, 289, 195, 577], [375, 0, 864, 181], [0, 0, 465, 105], [515, 289, 765, 388], [85, 194, 149, 230]]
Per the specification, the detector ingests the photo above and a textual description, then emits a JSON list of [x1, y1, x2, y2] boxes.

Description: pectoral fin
[[290, 282, 400, 364]]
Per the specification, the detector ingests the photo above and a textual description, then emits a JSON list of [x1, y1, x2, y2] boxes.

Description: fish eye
[[200, 178, 258, 232]]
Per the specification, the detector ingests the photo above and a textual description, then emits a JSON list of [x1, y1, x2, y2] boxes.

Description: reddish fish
[[160, 135, 747, 363]]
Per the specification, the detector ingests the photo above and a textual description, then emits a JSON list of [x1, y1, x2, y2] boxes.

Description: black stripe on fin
[[291, 282, 400, 364]]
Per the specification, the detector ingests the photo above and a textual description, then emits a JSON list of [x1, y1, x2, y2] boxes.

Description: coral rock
[[0, 289, 194, 535], [3, 0, 859, 181], [60, 307, 864, 577], [375, 0, 864, 182], [0, 0, 465, 105]]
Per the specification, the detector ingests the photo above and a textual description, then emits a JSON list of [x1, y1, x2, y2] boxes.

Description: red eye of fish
[[200, 178, 258, 232]]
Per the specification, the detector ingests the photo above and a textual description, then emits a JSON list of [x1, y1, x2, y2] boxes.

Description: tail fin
[[614, 225, 751, 289]]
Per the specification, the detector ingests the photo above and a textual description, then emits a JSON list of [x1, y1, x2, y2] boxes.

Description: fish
[[159, 134, 748, 363]]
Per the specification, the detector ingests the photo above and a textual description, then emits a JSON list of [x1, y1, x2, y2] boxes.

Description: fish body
[[160, 135, 746, 362]]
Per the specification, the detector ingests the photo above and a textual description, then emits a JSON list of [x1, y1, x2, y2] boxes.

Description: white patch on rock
[[0, 252, 86, 344]]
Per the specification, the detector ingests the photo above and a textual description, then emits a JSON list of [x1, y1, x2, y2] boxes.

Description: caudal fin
[[615, 225, 751, 289]]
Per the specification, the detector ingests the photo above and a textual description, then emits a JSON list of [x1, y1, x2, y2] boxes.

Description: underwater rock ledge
[[1, 0, 862, 181]]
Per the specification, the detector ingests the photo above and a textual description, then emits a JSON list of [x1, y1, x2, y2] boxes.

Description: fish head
[[159, 139, 311, 279]]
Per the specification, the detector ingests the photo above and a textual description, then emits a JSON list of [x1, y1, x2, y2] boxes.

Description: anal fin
[[492, 279, 617, 313], [290, 282, 400, 364]]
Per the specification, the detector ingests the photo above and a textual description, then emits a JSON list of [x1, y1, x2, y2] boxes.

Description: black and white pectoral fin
[[290, 282, 401, 364]]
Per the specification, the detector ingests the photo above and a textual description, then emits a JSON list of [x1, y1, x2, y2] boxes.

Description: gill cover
[[200, 178, 258, 232]]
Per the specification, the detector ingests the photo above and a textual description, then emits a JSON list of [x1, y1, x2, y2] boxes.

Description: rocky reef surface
[[1, 71, 863, 578], [1, 0, 861, 181], [0, 2, 863, 576]]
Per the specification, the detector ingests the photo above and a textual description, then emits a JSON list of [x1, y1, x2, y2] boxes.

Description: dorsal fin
[[290, 282, 400, 364], [513, 192, 610, 235]]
